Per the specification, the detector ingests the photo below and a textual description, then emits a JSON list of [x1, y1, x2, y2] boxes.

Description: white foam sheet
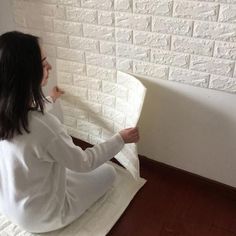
[[0, 162, 146, 236], [60, 71, 146, 180]]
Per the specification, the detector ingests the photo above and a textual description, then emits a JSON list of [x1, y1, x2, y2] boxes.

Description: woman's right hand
[[119, 127, 139, 144]]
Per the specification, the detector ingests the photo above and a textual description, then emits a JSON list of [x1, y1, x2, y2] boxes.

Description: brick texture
[[12, 0, 236, 141]]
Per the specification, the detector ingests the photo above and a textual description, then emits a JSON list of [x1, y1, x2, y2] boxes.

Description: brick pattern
[[12, 0, 236, 141]]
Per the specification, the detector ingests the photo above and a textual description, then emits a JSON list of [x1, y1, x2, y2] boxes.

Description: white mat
[[60, 71, 147, 180], [0, 162, 146, 236]]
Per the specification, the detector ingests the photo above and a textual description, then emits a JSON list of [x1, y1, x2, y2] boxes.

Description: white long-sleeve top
[[0, 111, 124, 232]]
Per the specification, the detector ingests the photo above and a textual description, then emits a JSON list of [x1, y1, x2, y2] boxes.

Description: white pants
[[63, 163, 117, 227]]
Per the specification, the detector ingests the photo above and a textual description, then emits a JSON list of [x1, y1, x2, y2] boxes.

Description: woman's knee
[[103, 163, 117, 186]]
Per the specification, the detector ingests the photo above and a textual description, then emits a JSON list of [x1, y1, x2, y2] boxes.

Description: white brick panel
[[209, 75, 236, 92], [40, 4, 55, 17], [134, 31, 170, 50], [184, 0, 236, 3], [88, 79, 103, 91], [13, 0, 236, 98], [54, 20, 82, 36], [233, 67, 236, 78], [116, 58, 133, 72], [83, 24, 115, 41], [43, 32, 69, 47], [153, 17, 193, 36], [190, 55, 235, 77], [13, 10, 27, 27], [15, 1, 39, 12], [26, 15, 53, 32], [133, 61, 169, 79], [63, 115, 77, 128], [12, 0, 26, 10], [15, 28, 41, 37], [194, 21, 236, 42], [102, 81, 129, 100], [57, 47, 85, 63], [58, 71, 73, 84], [43, 17, 54, 32], [89, 114, 114, 128], [99, 41, 116, 56], [117, 44, 150, 62], [86, 65, 116, 81], [102, 106, 126, 125], [218, 0, 236, 3], [41, 0, 59, 4], [82, 101, 103, 114], [63, 106, 88, 120], [61, 97, 76, 108], [151, 49, 190, 68], [70, 36, 99, 53], [219, 4, 236, 23], [41, 4, 66, 19], [73, 75, 90, 88], [214, 41, 236, 60], [134, 0, 173, 16], [115, 12, 151, 31], [66, 7, 97, 24], [173, 1, 219, 21], [85, 52, 116, 69], [169, 67, 209, 87], [115, 98, 128, 113], [57, 0, 79, 5], [43, 44, 56, 57], [54, 6, 66, 19], [172, 36, 214, 57], [101, 81, 118, 95], [81, 0, 114, 10], [98, 11, 115, 26], [115, 0, 132, 12], [57, 59, 86, 74], [73, 75, 102, 91], [115, 28, 133, 44], [88, 90, 116, 106], [59, 84, 88, 98], [118, 85, 131, 101], [77, 120, 102, 136]]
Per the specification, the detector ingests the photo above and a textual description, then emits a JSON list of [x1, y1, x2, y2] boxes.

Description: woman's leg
[[64, 163, 117, 222]]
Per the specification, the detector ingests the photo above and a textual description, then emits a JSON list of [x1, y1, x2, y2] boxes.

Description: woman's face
[[41, 48, 52, 87]]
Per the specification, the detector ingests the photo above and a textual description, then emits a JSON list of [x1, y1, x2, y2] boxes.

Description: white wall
[[2, 0, 236, 187], [0, 0, 63, 119], [137, 77, 236, 187]]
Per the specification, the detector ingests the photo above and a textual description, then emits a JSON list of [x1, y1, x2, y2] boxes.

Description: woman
[[0, 31, 139, 233]]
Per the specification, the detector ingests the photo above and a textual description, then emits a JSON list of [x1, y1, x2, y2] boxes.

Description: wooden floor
[[73, 138, 236, 236]]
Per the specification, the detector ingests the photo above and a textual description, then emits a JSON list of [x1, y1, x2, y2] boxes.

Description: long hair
[[0, 31, 46, 140]]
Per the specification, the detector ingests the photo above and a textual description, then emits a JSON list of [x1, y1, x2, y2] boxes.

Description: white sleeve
[[46, 130, 124, 172]]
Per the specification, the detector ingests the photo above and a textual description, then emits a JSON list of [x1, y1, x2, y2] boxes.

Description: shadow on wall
[[136, 76, 236, 187]]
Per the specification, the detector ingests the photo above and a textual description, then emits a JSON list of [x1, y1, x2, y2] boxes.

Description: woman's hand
[[50, 86, 65, 103], [119, 127, 140, 144]]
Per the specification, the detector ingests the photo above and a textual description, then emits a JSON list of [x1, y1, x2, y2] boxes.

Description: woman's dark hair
[[0, 31, 46, 140]]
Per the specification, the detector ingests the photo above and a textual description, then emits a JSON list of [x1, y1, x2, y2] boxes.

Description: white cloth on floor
[[61, 71, 146, 180]]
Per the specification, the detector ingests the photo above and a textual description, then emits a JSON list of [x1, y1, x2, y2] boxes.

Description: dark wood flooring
[[72, 138, 236, 236]]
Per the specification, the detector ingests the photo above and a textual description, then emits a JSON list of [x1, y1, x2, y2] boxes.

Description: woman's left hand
[[50, 86, 65, 103]]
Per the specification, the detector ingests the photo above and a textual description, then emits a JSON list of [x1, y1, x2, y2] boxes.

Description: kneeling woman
[[0, 31, 139, 233]]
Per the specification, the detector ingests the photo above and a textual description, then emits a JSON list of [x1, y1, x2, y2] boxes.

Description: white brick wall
[[11, 0, 236, 141]]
